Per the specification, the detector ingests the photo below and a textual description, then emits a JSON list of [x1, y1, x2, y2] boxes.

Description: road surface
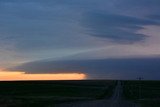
[[55, 81, 139, 107]]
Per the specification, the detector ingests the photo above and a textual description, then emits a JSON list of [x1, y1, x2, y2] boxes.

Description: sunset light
[[0, 69, 86, 81]]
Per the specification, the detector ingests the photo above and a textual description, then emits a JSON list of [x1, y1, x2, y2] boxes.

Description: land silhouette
[[56, 81, 139, 107], [0, 80, 159, 107]]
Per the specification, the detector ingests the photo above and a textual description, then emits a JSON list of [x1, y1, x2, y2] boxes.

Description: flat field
[[123, 80, 160, 107], [0, 80, 115, 107]]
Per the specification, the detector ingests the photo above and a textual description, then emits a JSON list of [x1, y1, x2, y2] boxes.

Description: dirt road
[[55, 81, 139, 107]]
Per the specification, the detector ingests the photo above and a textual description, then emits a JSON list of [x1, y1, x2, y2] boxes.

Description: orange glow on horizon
[[0, 69, 87, 81]]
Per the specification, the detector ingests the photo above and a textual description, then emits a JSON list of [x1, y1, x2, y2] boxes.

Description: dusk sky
[[0, 0, 160, 80]]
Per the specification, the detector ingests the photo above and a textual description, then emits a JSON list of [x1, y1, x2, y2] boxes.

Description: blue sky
[[1, 0, 160, 79]]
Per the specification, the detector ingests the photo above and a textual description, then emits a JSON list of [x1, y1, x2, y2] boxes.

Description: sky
[[0, 0, 160, 80]]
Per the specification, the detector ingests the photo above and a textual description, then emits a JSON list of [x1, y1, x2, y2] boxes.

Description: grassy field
[[0, 80, 115, 107], [123, 80, 160, 107]]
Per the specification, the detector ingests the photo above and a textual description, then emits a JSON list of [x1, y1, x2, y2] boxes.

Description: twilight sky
[[0, 0, 160, 80]]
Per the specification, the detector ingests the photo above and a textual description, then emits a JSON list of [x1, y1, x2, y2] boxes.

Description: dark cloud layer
[[8, 57, 160, 80], [82, 12, 160, 42], [148, 15, 160, 21], [0, 0, 160, 52]]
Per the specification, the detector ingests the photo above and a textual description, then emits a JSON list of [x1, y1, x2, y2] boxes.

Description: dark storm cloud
[[119, 0, 160, 7], [78, 0, 160, 43], [8, 57, 160, 80], [113, 0, 160, 13], [82, 12, 160, 42], [148, 15, 160, 21], [0, 0, 87, 52], [0, 0, 160, 52]]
